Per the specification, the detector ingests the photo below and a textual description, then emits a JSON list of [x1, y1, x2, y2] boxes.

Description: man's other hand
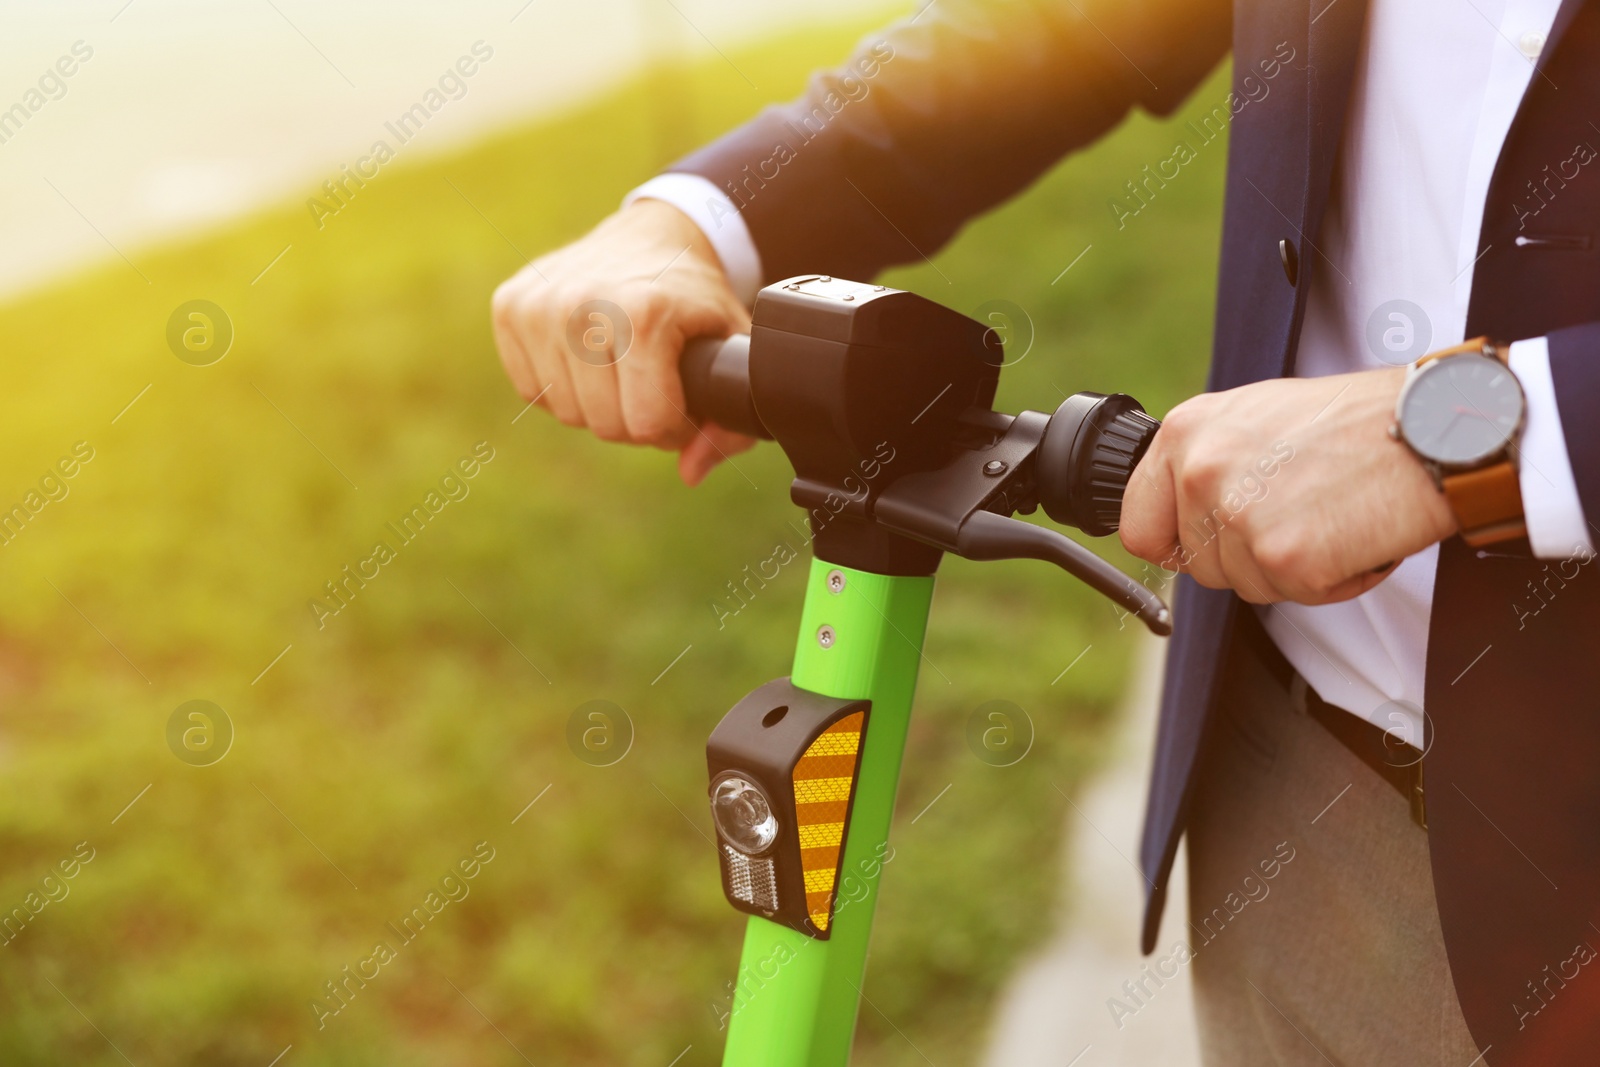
[[1119, 369, 1460, 605], [491, 198, 755, 485]]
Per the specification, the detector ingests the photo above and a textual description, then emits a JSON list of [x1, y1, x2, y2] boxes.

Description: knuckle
[[632, 285, 668, 316], [512, 278, 559, 323], [591, 422, 628, 443], [491, 281, 520, 326], [621, 292, 666, 337], [1301, 566, 1343, 602], [1161, 397, 1204, 436], [1234, 583, 1271, 605], [546, 393, 583, 428], [514, 289, 557, 335], [1253, 531, 1339, 598], [1182, 535, 1220, 571], [1185, 558, 1228, 590], [1252, 530, 1302, 579], [631, 412, 687, 449], [1224, 507, 1261, 544], [1177, 457, 1218, 501], [548, 283, 586, 320]]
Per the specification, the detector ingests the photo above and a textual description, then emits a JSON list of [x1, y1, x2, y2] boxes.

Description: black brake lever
[[871, 404, 1171, 636], [956, 511, 1172, 635]]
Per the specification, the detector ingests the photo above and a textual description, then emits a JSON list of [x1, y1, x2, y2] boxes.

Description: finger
[[1118, 441, 1183, 569], [492, 311, 544, 407], [491, 284, 545, 405], [1176, 525, 1229, 589], [626, 290, 751, 449], [618, 320, 698, 450], [517, 293, 582, 426], [678, 423, 756, 486], [1168, 470, 1232, 589], [568, 356, 626, 441], [603, 281, 748, 448], [1296, 567, 1394, 606], [1217, 531, 1289, 604], [555, 289, 632, 438]]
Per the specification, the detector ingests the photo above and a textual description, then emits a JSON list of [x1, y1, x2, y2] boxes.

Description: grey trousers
[[1183, 628, 1486, 1067]]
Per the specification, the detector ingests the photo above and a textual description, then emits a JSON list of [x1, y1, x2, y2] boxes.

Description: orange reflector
[[791, 711, 864, 931]]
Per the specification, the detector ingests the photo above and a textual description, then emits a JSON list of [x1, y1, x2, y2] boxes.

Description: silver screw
[[817, 625, 836, 649], [826, 569, 847, 594]]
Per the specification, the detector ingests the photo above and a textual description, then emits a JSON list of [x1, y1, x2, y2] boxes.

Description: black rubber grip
[[680, 334, 770, 440], [1036, 392, 1160, 537]]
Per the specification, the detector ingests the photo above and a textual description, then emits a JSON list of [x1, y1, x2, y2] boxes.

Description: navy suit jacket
[[672, 0, 1600, 1060]]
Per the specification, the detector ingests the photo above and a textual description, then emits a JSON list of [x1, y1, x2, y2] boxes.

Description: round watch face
[[1399, 353, 1525, 466]]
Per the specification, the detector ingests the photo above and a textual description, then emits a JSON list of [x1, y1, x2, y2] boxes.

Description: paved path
[[980, 635, 1204, 1067]]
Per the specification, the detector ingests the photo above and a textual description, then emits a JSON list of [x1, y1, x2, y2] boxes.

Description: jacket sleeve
[[1544, 324, 1600, 548], [668, 0, 1232, 285]]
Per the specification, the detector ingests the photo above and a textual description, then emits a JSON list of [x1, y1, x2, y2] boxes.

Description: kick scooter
[[676, 275, 1169, 1066]]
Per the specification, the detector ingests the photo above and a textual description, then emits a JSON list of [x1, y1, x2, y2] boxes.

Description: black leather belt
[[1237, 608, 1429, 831]]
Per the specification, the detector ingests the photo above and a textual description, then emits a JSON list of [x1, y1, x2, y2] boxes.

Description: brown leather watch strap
[[1415, 336, 1508, 367], [1407, 336, 1526, 546], [1441, 462, 1527, 546]]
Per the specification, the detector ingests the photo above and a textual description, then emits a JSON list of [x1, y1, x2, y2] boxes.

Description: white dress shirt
[[627, 0, 1595, 746], [1261, 0, 1590, 747]]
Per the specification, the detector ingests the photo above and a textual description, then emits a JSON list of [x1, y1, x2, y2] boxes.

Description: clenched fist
[[491, 198, 756, 485], [1119, 368, 1459, 605]]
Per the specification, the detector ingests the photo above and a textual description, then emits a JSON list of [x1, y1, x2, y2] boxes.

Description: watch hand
[[1427, 411, 1467, 448]]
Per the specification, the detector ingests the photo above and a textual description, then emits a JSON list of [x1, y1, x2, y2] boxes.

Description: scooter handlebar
[[680, 334, 770, 441], [680, 334, 1160, 539]]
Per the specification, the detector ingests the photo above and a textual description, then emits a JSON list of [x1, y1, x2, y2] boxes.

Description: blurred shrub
[[0, 12, 1224, 1066]]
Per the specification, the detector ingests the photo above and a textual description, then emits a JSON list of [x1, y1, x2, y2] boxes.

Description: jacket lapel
[[1539, 0, 1589, 79], [1284, 0, 1370, 373]]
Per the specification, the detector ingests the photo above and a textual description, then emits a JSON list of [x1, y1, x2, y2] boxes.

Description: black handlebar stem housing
[[679, 276, 1171, 633], [748, 276, 1001, 518]]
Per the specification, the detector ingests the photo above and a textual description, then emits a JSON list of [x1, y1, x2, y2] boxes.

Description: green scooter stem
[[721, 558, 934, 1066]]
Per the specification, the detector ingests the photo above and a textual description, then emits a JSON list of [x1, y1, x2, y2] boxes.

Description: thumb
[[678, 423, 757, 486]]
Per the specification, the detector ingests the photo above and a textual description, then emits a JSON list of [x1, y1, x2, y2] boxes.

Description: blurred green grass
[[0, 15, 1226, 1067]]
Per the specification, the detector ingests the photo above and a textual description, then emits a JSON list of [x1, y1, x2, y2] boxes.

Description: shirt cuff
[[1509, 336, 1596, 557], [623, 174, 763, 307]]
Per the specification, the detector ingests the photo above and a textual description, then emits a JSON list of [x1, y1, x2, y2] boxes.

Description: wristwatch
[[1390, 336, 1528, 547]]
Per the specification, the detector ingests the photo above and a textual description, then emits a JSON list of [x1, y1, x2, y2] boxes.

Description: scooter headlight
[[706, 679, 871, 938], [711, 775, 779, 854]]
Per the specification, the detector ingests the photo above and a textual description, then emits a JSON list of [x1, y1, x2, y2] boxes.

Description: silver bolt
[[826, 569, 847, 594], [817, 625, 837, 649], [983, 459, 1008, 476]]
